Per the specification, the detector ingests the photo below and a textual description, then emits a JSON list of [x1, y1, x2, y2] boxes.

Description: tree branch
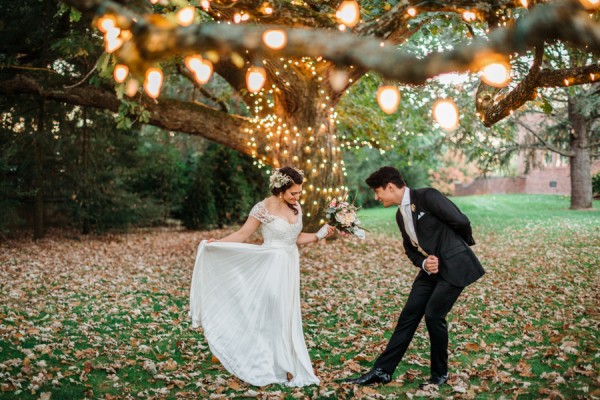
[[585, 140, 600, 148], [477, 44, 544, 126], [0, 74, 259, 159], [176, 64, 229, 112], [480, 59, 600, 127], [61, 0, 600, 84], [515, 118, 575, 156]]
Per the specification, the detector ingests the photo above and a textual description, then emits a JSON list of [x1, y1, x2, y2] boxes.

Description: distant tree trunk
[[568, 96, 593, 210], [32, 99, 45, 240], [81, 107, 91, 234]]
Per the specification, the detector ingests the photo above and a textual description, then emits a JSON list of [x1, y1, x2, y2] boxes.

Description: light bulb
[[462, 11, 476, 21], [125, 79, 139, 97], [335, 1, 360, 27], [193, 59, 213, 84], [407, 7, 417, 17], [481, 62, 511, 87], [184, 55, 203, 75], [329, 69, 348, 92], [144, 68, 163, 98], [113, 64, 129, 83], [176, 6, 195, 26], [262, 30, 287, 50], [104, 27, 123, 53], [247, 67, 267, 92], [433, 99, 459, 131], [201, 0, 210, 11], [578, 0, 599, 9], [262, 2, 273, 15], [96, 15, 116, 33], [520, 0, 528, 7], [376, 86, 401, 114]]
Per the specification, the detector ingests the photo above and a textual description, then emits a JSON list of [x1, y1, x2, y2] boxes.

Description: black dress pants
[[373, 274, 463, 378]]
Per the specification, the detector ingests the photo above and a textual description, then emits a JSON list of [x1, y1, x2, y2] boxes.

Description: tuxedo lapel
[[409, 189, 418, 234]]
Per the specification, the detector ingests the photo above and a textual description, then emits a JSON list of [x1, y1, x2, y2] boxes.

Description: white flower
[[269, 170, 292, 189], [335, 210, 356, 226]]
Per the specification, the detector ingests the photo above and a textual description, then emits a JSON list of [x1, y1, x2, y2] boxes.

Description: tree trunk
[[81, 107, 91, 234], [568, 96, 593, 209], [252, 63, 345, 230], [32, 99, 45, 240]]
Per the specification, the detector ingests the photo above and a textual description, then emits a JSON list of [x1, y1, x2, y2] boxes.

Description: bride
[[189, 166, 334, 387]]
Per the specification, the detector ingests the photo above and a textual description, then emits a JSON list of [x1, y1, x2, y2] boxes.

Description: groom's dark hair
[[365, 166, 406, 189]]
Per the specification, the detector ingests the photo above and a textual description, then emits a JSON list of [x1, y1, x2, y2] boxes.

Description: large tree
[[1, 0, 599, 223]]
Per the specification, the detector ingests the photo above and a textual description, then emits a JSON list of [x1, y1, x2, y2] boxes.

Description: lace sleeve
[[249, 201, 274, 224]]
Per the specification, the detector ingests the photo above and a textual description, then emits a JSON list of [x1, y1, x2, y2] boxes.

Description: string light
[[433, 98, 459, 131], [462, 11, 477, 21], [481, 61, 511, 87], [260, 2, 273, 15], [143, 68, 163, 98], [104, 26, 123, 53], [335, 0, 360, 27], [578, 0, 599, 9], [96, 15, 116, 33], [262, 30, 287, 50], [113, 64, 129, 83], [176, 6, 195, 26], [519, 0, 529, 7], [185, 55, 214, 84], [125, 79, 139, 97], [246, 66, 267, 92], [407, 7, 417, 17], [201, 1, 210, 11], [376, 86, 401, 114], [186, 57, 213, 84]]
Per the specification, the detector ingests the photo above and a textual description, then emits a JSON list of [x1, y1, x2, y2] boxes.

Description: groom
[[345, 166, 484, 388]]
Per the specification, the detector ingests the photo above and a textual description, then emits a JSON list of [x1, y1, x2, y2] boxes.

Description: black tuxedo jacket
[[396, 188, 485, 287]]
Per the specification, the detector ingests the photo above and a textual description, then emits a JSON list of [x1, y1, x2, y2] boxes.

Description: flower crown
[[269, 168, 304, 190]]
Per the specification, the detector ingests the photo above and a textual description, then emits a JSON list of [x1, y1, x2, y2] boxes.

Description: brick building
[[454, 115, 600, 196]]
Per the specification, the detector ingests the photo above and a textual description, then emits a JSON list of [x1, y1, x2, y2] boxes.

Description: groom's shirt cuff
[[421, 260, 430, 275]]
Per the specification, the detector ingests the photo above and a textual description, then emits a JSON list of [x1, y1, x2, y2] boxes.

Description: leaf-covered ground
[[1, 196, 598, 399]]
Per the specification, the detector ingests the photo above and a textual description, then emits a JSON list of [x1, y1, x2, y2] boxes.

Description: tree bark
[[81, 107, 91, 234], [245, 61, 345, 229], [567, 95, 593, 209]]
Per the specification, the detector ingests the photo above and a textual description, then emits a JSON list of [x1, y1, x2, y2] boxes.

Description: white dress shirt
[[399, 188, 429, 274]]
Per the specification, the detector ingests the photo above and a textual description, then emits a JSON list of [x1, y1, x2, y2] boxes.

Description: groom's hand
[[424, 255, 439, 274]]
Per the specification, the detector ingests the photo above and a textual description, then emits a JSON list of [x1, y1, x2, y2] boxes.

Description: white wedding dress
[[189, 201, 320, 387]]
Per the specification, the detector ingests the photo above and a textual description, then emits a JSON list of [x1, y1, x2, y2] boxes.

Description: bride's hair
[[271, 166, 304, 215]]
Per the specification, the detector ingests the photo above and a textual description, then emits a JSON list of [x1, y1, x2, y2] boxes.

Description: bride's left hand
[[325, 225, 336, 238]]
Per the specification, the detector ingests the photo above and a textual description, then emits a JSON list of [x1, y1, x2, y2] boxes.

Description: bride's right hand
[[206, 238, 219, 243]]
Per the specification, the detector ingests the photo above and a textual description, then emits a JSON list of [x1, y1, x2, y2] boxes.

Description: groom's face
[[373, 183, 395, 208]]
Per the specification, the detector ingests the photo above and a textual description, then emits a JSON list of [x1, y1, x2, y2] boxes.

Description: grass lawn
[[0, 194, 598, 399]]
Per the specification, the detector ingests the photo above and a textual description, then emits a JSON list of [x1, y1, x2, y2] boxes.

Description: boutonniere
[[410, 203, 416, 213]]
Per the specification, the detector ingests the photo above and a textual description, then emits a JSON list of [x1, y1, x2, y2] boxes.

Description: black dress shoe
[[344, 368, 391, 386], [418, 374, 448, 389]]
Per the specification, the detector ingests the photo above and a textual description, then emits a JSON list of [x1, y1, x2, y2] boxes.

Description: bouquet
[[324, 198, 366, 239]]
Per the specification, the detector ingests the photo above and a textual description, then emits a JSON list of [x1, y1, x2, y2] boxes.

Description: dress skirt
[[189, 240, 320, 387]]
